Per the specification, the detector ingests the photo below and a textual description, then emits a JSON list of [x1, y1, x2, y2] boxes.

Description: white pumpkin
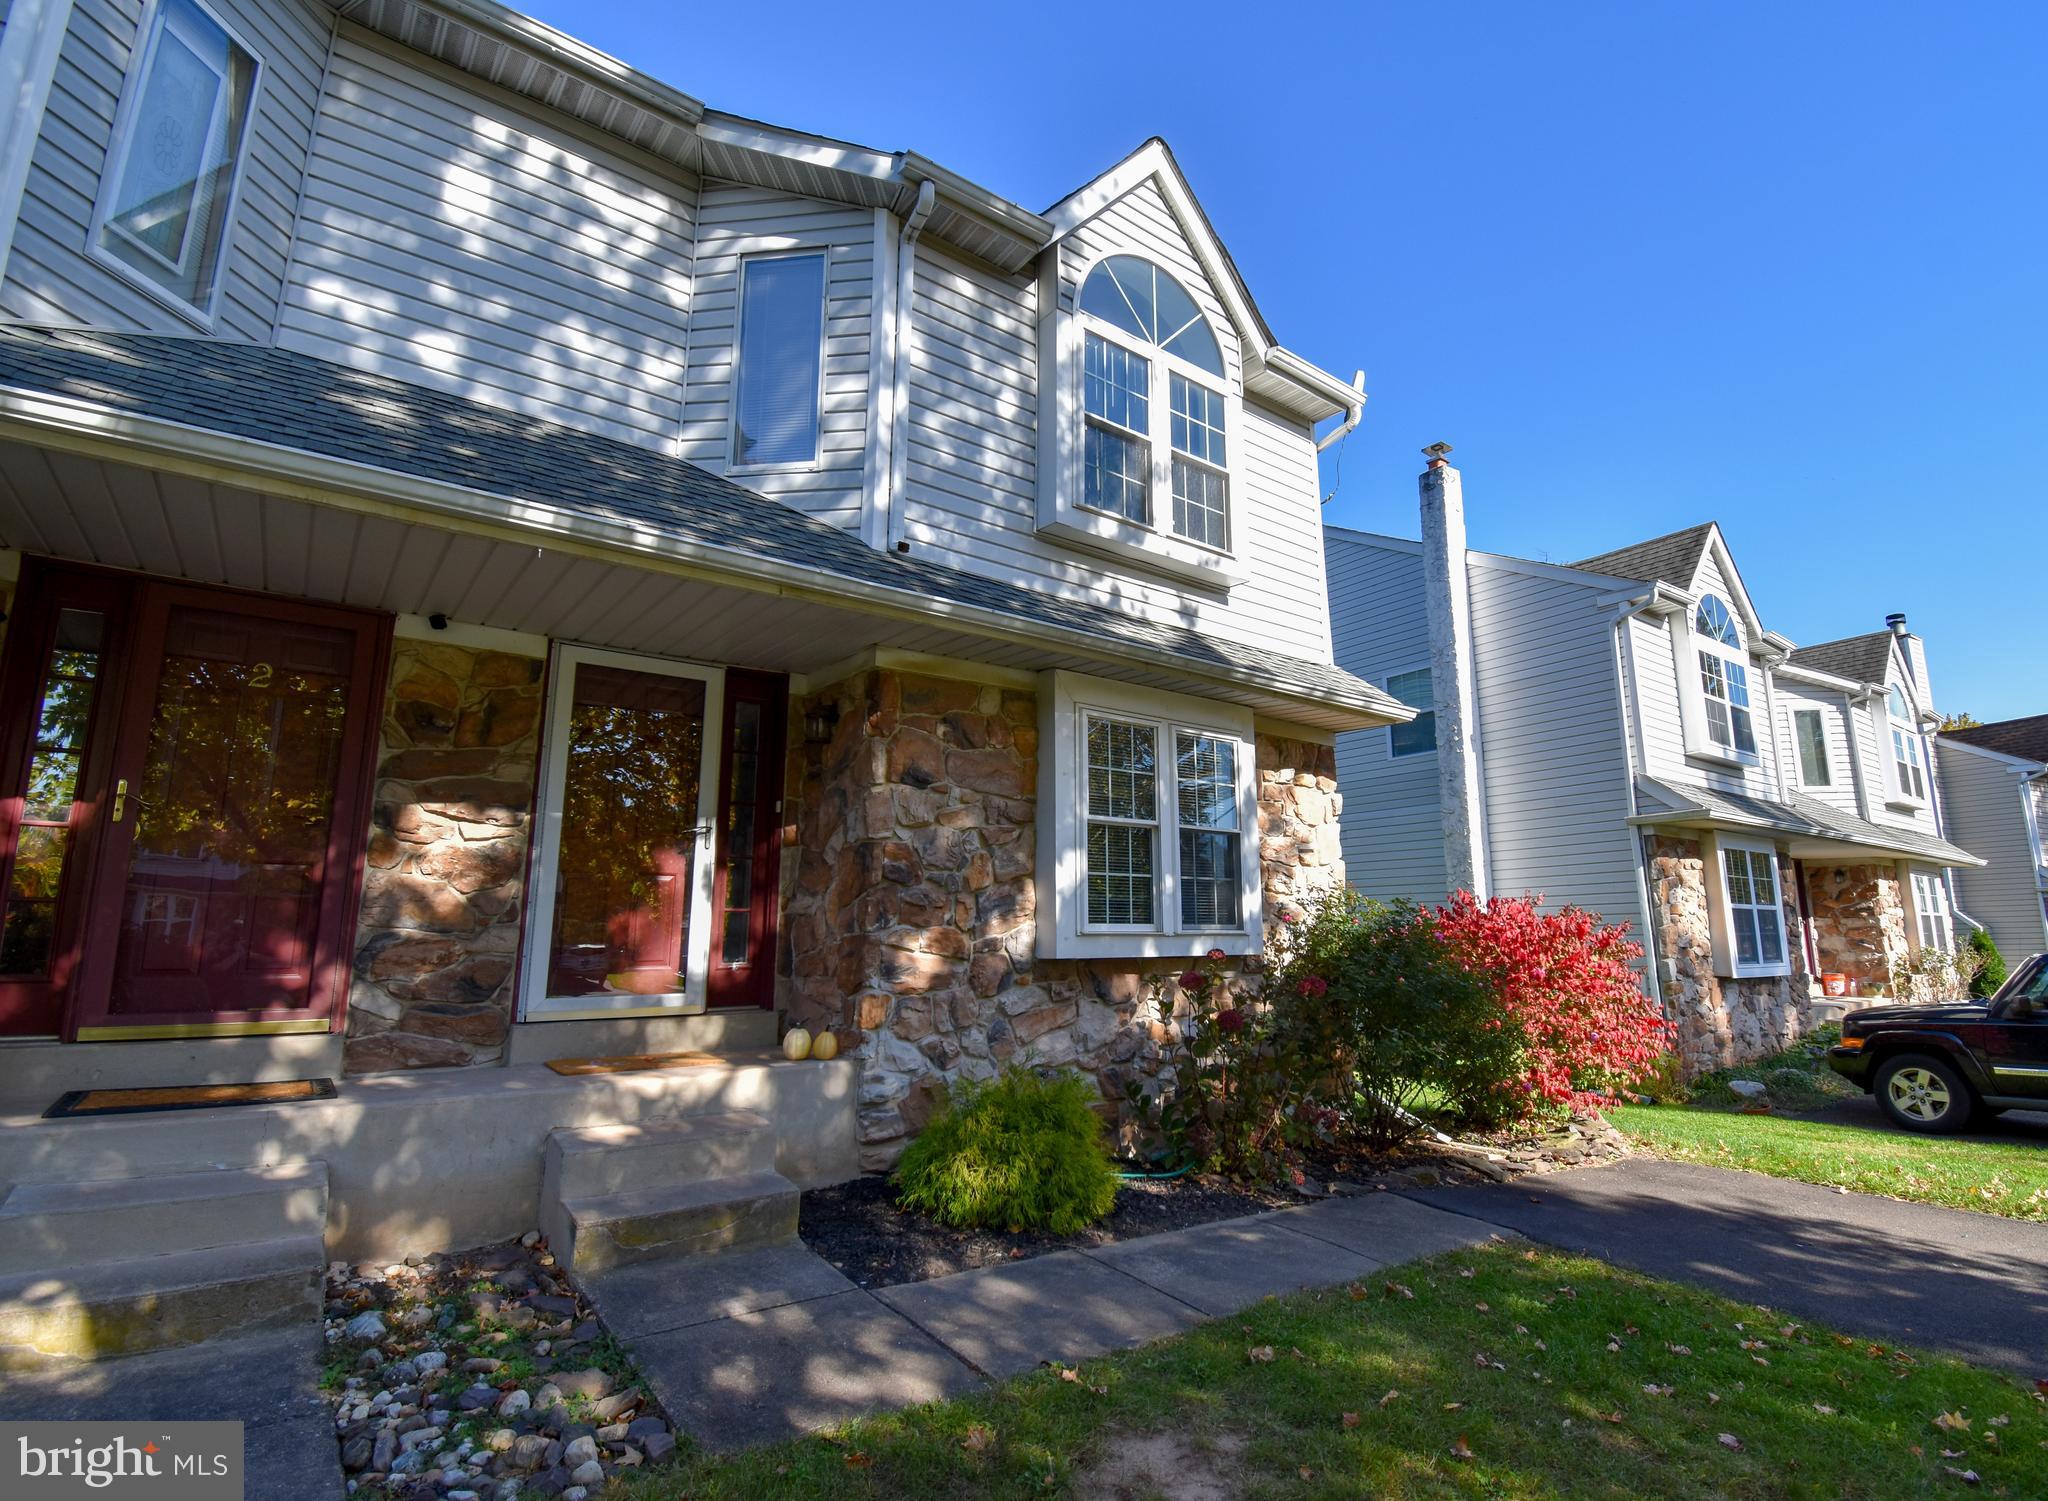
[[811, 1030, 840, 1061], [781, 1026, 812, 1061]]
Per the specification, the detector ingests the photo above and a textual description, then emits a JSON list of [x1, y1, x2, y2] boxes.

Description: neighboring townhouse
[[0, 0, 1402, 1348], [1937, 716, 2048, 964], [1327, 452, 1982, 1074]]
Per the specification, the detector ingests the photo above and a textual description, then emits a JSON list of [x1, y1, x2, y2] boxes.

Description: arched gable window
[[1887, 685, 1926, 801], [1693, 593, 1756, 760], [1076, 255, 1231, 550]]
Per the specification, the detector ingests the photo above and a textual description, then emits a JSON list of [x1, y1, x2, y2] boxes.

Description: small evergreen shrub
[[892, 1069, 1119, 1233], [1968, 928, 2009, 999]]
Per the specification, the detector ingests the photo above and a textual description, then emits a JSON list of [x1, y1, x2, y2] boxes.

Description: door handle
[[111, 779, 154, 824]]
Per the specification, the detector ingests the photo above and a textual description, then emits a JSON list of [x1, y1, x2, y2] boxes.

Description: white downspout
[[885, 179, 936, 551], [1315, 370, 1366, 453], [0, 0, 77, 291]]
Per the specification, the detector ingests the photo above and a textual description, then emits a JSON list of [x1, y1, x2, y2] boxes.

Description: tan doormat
[[44, 1078, 337, 1118], [545, 1050, 726, 1076]]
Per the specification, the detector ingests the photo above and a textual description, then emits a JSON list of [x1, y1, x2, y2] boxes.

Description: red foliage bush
[[1433, 891, 1672, 1119]]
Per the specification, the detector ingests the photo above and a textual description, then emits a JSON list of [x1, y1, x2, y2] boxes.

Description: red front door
[[706, 670, 786, 1009], [0, 562, 386, 1039]]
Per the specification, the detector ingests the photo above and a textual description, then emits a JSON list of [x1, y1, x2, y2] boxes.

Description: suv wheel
[[1874, 1054, 1976, 1135]]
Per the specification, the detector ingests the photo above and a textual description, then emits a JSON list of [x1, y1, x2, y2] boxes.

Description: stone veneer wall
[[344, 641, 543, 1073], [779, 667, 1344, 1169], [1804, 863, 1912, 995], [1646, 835, 1812, 1075]]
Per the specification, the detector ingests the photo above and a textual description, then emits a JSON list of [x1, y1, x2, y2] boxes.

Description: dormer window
[[1692, 594, 1756, 762], [1887, 685, 1927, 803], [1038, 254, 1243, 586]]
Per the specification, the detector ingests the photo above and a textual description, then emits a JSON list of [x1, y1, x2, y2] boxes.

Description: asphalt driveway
[[1403, 1157, 2048, 1377]]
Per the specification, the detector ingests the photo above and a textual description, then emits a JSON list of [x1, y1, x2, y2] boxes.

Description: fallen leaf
[[1740, 1339, 1768, 1352], [1473, 1352, 1505, 1371], [1385, 1282, 1415, 1300], [1942, 1449, 1966, 1459], [1347, 1284, 1368, 1301], [1448, 1435, 1475, 1461], [1606, 1339, 1622, 1353], [1935, 1412, 1973, 1434], [1668, 1344, 1692, 1356], [1598, 1411, 1625, 1425], [1534, 1338, 1548, 1351], [1058, 1366, 1080, 1383], [1247, 1346, 1275, 1364], [1475, 1301, 1491, 1313], [1990, 1414, 2011, 1427], [1341, 1411, 1361, 1429], [1643, 1383, 1674, 1397], [844, 1451, 873, 1469], [1708, 1392, 1722, 1405], [1718, 1433, 1744, 1452], [1944, 1466, 1981, 1486], [1298, 1467, 1314, 1480], [1752, 1356, 1770, 1366], [1460, 1268, 1476, 1279], [1377, 1390, 1399, 1408], [1813, 1403, 1836, 1415], [961, 1425, 995, 1454], [1289, 1347, 1307, 1362], [1443, 1402, 1465, 1412]]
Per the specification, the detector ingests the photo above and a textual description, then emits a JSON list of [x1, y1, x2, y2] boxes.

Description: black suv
[[1827, 953, 2048, 1133]]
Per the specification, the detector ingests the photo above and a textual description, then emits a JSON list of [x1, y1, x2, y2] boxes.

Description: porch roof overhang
[[0, 326, 1404, 735], [1628, 774, 1985, 868]]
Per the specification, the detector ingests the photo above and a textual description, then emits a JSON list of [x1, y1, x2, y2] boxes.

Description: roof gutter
[[0, 384, 1399, 730]]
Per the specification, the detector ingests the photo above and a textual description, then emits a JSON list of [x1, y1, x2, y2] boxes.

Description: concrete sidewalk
[[1403, 1157, 2048, 1376], [586, 1191, 1498, 1451]]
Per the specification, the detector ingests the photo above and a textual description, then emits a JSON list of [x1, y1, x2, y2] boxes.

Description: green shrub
[[892, 1069, 1119, 1233], [1968, 928, 2009, 999]]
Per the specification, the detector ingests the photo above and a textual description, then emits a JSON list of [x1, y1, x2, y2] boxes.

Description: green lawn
[[1610, 1105, 2048, 1222], [616, 1243, 2044, 1500]]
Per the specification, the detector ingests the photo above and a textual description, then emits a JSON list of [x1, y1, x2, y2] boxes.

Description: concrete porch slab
[[584, 1242, 855, 1338], [0, 1325, 341, 1501], [873, 1250, 1204, 1378], [1082, 1213, 1382, 1317], [626, 1287, 982, 1451]]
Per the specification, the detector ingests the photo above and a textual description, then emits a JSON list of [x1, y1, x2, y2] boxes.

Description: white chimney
[[1419, 446, 1489, 899]]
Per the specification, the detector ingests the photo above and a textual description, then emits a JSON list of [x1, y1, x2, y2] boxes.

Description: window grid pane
[[1086, 718, 1156, 821], [1169, 375, 1226, 466], [1084, 332, 1149, 432], [1179, 829, 1240, 929], [1386, 668, 1437, 757], [1083, 334, 1151, 523], [1086, 822, 1154, 926], [1170, 457, 1226, 548], [1175, 734, 1237, 830]]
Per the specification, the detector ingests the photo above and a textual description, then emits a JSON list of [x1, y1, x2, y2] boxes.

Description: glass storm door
[[706, 670, 787, 1010], [523, 647, 725, 1018], [69, 587, 385, 1035]]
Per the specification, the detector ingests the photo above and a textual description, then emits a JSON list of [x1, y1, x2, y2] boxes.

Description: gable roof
[[1787, 632, 1898, 689], [0, 325, 1402, 731], [1943, 714, 2048, 766], [1569, 523, 1717, 588]]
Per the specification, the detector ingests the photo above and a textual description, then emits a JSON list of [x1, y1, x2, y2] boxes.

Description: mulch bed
[[801, 1114, 1632, 1290]]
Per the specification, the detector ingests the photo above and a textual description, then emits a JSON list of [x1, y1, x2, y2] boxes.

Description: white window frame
[[1884, 684, 1929, 809], [726, 246, 829, 475], [517, 644, 726, 1022], [1702, 831, 1791, 979], [1035, 249, 1247, 588], [1037, 670, 1261, 960], [1791, 705, 1833, 790], [1674, 594, 1759, 769], [1383, 665, 1437, 760], [1906, 867, 1953, 955], [87, 0, 263, 328]]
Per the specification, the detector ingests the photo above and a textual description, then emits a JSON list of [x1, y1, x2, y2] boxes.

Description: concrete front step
[[0, 1233, 326, 1369], [550, 1170, 799, 1274], [542, 1112, 775, 1204], [0, 1162, 328, 1275]]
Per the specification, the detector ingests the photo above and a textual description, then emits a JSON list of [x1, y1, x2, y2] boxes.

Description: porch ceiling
[[0, 442, 1339, 721]]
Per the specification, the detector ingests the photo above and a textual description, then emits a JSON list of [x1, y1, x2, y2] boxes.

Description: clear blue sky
[[525, 0, 2045, 721]]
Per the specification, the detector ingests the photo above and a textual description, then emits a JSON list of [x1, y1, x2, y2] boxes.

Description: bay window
[[1712, 837, 1788, 978], [1042, 672, 1259, 959], [91, 0, 261, 322], [1909, 869, 1953, 953], [1039, 254, 1244, 585]]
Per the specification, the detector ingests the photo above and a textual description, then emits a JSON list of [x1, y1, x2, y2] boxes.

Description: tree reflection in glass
[[0, 609, 104, 976], [547, 665, 706, 997]]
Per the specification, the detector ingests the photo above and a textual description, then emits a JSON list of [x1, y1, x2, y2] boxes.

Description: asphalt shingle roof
[[0, 325, 1400, 720], [1569, 522, 1715, 586], [1786, 632, 1898, 688], [1634, 774, 1982, 866], [1944, 714, 2048, 766]]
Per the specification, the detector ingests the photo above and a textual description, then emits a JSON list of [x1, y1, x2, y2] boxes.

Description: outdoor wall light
[[804, 702, 840, 745]]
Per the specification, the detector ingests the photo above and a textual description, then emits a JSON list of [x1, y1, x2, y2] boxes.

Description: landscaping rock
[[1728, 1079, 1769, 1100], [554, 1369, 614, 1401], [343, 1311, 389, 1341]]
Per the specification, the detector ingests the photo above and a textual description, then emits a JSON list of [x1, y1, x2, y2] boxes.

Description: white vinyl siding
[[1938, 740, 2048, 962], [1467, 557, 1641, 927], [676, 184, 873, 527], [0, 0, 328, 338], [1327, 534, 1448, 904], [275, 35, 693, 450]]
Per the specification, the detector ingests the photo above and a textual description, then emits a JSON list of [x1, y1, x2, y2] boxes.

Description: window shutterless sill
[[725, 461, 824, 478], [1884, 797, 1929, 813], [1719, 967, 1792, 982], [1037, 514, 1247, 589], [1685, 749, 1757, 772], [1048, 930, 1260, 962]]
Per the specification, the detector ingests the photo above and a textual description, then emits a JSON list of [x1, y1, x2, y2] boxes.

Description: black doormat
[[43, 1078, 337, 1118]]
